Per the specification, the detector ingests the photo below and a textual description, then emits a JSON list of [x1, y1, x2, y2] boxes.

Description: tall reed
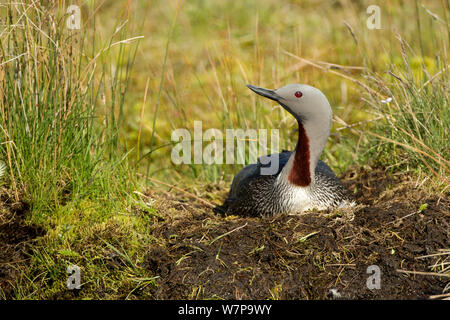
[[0, 1, 138, 216]]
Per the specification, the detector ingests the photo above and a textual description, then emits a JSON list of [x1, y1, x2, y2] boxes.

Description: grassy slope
[[0, 0, 448, 299], [120, 0, 448, 186]]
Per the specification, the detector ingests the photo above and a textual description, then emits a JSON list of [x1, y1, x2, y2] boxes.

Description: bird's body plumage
[[223, 151, 353, 216]]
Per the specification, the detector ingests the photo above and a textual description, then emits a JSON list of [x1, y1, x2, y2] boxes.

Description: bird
[[219, 83, 355, 216]]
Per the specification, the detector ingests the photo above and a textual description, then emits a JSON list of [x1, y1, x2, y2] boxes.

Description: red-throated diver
[[221, 84, 355, 216]]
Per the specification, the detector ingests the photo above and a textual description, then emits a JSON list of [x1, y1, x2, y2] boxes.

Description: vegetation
[[0, 0, 448, 299]]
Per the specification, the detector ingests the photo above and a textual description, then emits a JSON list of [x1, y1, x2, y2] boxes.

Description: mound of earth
[[144, 167, 449, 299], [0, 189, 45, 298]]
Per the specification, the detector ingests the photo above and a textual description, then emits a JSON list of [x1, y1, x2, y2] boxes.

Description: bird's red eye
[[295, 91, 303, 98]]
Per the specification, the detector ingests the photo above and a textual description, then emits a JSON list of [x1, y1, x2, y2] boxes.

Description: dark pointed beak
[[246, 84, 281, 102]]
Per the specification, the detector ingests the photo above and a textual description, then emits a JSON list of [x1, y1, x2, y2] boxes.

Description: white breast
[[283, 186, 316, 213]]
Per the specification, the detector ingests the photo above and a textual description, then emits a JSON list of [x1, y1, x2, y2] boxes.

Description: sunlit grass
[[0, 1, 140, 217], [0, 1, 153, 299], [104, 0, 448, 189]]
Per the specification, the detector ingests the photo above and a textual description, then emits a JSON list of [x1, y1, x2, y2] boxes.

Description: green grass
[[110, 0, 448, 189], [0, 1, 138, 217], [0, 1, 154, 299], [0, 0, 448, 299], [365, 57, 449, 184]]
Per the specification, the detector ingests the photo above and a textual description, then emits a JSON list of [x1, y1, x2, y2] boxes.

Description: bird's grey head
[[246, 83, 331, 123]]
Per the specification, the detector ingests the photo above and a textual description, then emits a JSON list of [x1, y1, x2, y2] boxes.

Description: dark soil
[[0, 189, 45, 298], [144, 167, 450, 299], [0, 167, 448, 300]]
